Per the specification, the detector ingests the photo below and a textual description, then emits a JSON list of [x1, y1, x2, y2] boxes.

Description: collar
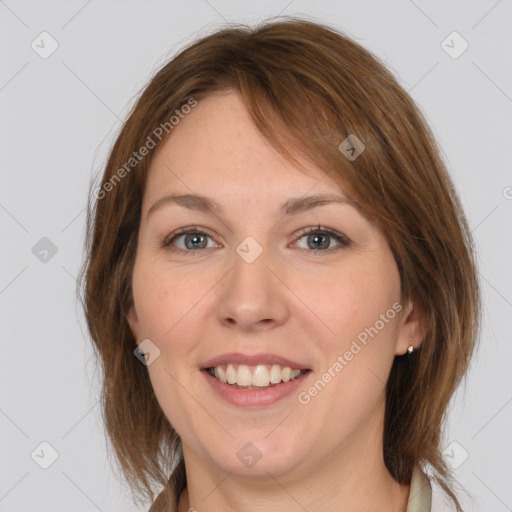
[[406, 465, 432, 512]]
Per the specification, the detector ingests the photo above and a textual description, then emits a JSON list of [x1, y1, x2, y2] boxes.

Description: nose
[[216, 241, 290, 332]]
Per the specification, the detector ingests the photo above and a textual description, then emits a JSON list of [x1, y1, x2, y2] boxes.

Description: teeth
[[253, 365, 270, 387], [209, 363, 305, 388], [226, 364, 237, 384], [237, 365, 252, 386], [269, 365, 282, 384], [217, 366, 227, 383]]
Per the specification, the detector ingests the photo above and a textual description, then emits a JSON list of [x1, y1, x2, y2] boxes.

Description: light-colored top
[[406, 464, 432, 512], [408, 465, 460, 512]]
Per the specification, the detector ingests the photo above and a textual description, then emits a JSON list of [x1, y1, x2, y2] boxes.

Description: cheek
[[134, 264, 205, 429], [293, 271, 400, 440], [301, 261, 400, 346], [296, 257, 401, 413], [132, 257, 203, 341], [145, 362, 200, 445]]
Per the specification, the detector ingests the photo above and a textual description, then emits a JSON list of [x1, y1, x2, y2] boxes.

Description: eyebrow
[[146, 192, 356, 219]]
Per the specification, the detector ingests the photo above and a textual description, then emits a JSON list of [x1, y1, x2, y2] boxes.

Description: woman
[[79, 17, 481, 512]]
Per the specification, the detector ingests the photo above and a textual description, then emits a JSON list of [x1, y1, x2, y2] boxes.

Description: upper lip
[[200, 352, 311, 370]]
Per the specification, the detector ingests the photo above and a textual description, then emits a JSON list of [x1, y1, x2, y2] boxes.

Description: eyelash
[[160, 224, 350, 256]]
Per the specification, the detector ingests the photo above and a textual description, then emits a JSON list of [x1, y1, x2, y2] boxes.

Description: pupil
[[310, 233, 328, 250], [186, 234, 206, 249]]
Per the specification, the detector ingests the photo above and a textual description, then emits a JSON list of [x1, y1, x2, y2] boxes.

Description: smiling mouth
[[205, 363, 310, 390]]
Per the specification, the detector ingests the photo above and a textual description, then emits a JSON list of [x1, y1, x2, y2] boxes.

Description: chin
[[206, 434, 308, 478]]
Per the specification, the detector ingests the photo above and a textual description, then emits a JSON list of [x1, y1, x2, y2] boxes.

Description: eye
[[161, 226, 219, 255], [160, 224, 350, 255], [292, 225, 350, 253]]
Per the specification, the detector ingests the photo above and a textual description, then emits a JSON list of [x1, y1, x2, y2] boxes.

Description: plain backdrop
[[0, 1, 511, 511]]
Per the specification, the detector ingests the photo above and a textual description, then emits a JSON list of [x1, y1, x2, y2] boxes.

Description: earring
[[407, 335, 414, 354]]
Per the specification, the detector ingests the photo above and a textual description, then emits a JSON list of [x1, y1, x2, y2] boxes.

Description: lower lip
[[202, 370, 311, 407]]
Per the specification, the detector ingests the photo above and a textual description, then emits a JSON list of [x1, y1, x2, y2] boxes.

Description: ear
[[126, 305, 140, 346], [394, 297, 427, 356]]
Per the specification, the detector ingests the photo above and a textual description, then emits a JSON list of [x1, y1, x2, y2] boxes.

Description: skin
[[127, 89, 425, 512]]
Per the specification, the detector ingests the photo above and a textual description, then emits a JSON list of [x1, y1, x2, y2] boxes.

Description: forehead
[[144, 90, 345, 200]]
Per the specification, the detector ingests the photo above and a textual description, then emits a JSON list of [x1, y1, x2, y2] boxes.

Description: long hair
[[78, 16, 481, 511]]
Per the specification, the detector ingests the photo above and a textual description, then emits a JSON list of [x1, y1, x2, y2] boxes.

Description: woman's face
[[128, 90, 417, 480]]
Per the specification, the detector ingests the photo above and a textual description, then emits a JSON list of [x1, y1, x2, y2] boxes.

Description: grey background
[[1, 0, 511, 510]]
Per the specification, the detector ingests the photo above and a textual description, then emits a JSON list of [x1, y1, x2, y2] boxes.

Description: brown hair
[[78, 16, 481, 512]]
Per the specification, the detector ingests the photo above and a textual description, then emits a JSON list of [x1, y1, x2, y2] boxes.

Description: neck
[[177, 400, 410, 512], [178, 471, 409, 512]]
